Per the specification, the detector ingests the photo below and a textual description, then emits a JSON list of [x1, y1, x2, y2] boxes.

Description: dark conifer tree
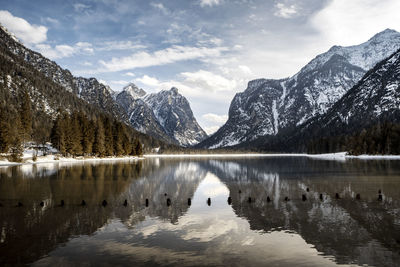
[[104, 117, 114, 156], [19, 90, 32, 143], [50, 114, 66, 155], [93, 118, 106, 157]]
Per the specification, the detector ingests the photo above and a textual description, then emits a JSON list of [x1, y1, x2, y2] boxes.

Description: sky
[[1, 0, 400, 134]]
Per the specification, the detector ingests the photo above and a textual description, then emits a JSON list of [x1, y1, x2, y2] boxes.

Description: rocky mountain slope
[[243, 48, 400, 153], [1, 24, 205, 147], [304, 48, 400, 135], [116, 84, 208, 146], [199, 29, 400, 148], [0, 25, 127, 121]]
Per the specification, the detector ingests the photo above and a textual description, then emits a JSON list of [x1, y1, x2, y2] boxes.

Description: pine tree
[[50, 114, 66, 155], [70, 112, 83, 156], [0, 106, 12, 153], [104, 117, 114, 156], [113, 122, 125, 156], [9, 115, 23, 162], [19, 90, 32, 142], [133, 138, 143, 156], [80, 114, 94, 155], [93, 118, 106, 157]]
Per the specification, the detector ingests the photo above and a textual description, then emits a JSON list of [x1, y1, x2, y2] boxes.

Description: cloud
[[150, 2, 168, 14], [136, 75, 161, 87], [202, 113, 228, 134], [0, 10, 48, 44], [124, 72, 136, 77], [274, 3, 298, 19], [76, 42, 94, 53], [204, 126, 221, 135], [200, 0, 222, 7], [311, 0, 400, 46], [73, 3, 91, 13], [181, 70, 237, 92], [98, 45, 228, 72], [109, 80, 131, 86], [35, 42, 94, 60], [202, 113, 228, 124], [97, 41, 146, 51], [238, 65, 253, 75], [99, 79, 108, 86], [42, 17, 59, 26]]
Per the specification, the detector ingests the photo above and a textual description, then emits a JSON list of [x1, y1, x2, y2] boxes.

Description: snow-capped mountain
[[199, 29, 400, 149], [116, 84, 208, 146], [304, 48, 400, 134], [1, 24, 206, 147]]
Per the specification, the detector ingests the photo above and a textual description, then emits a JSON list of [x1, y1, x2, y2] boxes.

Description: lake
[[0, 156, 400, 266]]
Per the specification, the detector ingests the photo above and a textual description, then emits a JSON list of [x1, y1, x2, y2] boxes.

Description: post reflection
[[0, 157, 399, 266]]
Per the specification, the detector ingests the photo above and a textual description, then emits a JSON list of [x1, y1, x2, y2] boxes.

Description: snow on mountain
[[116, 85, 208, 146], [198, 29, 400, 149], [312, 48, 400, 131]]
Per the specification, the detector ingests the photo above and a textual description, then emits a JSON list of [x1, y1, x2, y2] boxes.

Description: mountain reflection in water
[[0, 157, 399, 266]]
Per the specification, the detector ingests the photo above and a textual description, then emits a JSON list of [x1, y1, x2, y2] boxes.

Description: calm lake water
[[1, 156, 400, 266]]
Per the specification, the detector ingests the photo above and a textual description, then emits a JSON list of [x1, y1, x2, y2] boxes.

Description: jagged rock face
[[116, 85, 207, 146], [199, 29, 400, 148], [309, 48, 400, 131], [0, 25, 127, 121], [200, 79, 285, 148]]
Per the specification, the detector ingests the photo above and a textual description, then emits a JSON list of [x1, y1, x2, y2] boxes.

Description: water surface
[[0, 157, 400, 266]]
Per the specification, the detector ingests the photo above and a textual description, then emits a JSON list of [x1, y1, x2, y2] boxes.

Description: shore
[[0, 154, 142, 167], [2, 152, 400, 167]]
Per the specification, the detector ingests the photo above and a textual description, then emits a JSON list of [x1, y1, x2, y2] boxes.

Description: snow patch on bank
[[0, 155, 142, 167]]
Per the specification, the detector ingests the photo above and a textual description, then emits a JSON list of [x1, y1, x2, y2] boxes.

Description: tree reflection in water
[[0, 157, 399, 266]]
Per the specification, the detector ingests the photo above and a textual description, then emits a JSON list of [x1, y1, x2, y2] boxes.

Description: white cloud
[[204, 126, 221, 135], [200, 0, 222, 7], [181, 70, 237, 92], [202, 113, 228, 134], [35, 44, 74, 59], [124, 72, 136, 77], [42, 17, 59, 26], [311, 0, 400, 46], [35, 42, 94, 60], [0, 10, 48, 44], [238, 65, 253, 75], [82, 61, 93, 66], [98, 45, 228, 72], [150, 2, 168, 14], [99, 79, 108, 86], [73, 3, 91, 13], [109, 80, 131, 86], [136, 75, 161, 87], [274, 3, 298, 19], [202, 113, 228, 124], [98, 41, 146, 51]]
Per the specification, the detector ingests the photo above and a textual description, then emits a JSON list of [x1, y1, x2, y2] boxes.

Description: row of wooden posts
[[0, 188, 384, 208]]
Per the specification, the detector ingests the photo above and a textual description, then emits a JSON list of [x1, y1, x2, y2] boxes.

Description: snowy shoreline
[[0, 154, 143, 167], [144, 152, 400, 160], [1, 152, 400, 167]]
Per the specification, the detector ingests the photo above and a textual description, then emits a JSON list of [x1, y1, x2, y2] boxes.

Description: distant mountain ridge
[[116, 84, 208, 146], [245, 47, 400, 153], [198, 29, 400, 149], [0, 24, 206, 147]]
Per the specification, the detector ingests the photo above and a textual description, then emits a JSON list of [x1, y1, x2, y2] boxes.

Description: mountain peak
[[368, 28, 399, 42], [0, 23, 20, 43], [170, 87, 179, 94], [123, 83, 146, 99]]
